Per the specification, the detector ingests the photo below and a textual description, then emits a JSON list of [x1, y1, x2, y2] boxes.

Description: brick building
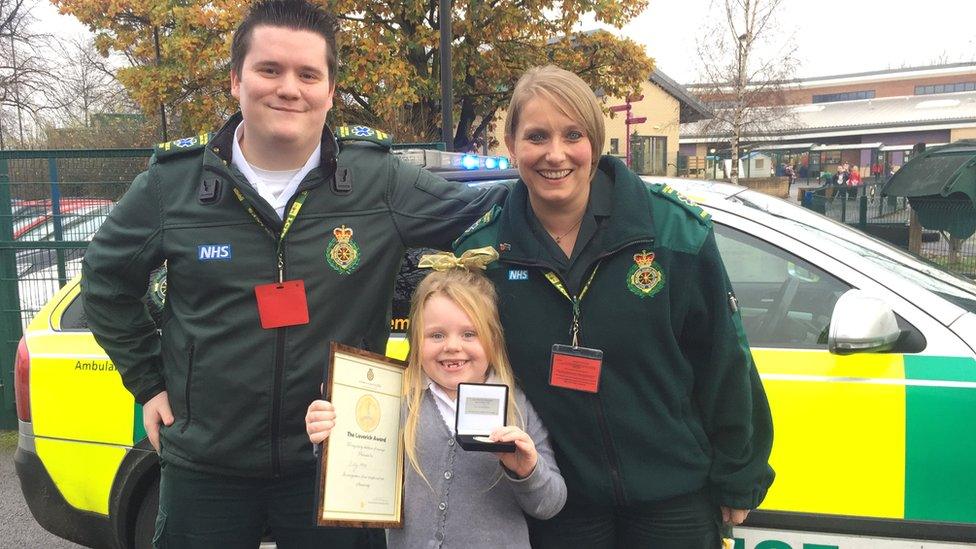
[[679, 62, 976, 180]]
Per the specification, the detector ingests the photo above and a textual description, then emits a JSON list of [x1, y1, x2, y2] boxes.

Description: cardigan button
[[438, 502, 447, 511], [448, 438, 455, 446], [444, 471, 453, 480], [435, 532, 444, 541]]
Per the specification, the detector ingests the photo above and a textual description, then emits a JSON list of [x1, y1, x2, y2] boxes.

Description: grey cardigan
[[387, 388, 566, 548]]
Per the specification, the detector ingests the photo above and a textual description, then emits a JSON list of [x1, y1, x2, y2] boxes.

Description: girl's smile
[[420, 294, 489, 399]]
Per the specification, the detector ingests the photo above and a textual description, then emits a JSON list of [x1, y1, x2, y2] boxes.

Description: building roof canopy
[[682, 91, 976, 141]]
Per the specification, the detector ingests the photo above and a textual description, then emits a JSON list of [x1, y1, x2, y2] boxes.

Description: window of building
[[630, 135, 667, 176], [812, 90, 876, 104], [915, 82, 976, 95], [610, 138, 620, 155]]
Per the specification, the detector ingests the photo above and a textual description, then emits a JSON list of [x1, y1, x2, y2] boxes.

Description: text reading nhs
[[198, 244, 232, 261]]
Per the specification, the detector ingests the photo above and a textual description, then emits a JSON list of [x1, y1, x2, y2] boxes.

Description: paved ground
[[0, 431, 84, 548]]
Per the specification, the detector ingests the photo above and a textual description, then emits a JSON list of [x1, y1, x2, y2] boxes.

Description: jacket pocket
[[180, 345, 195, 433]]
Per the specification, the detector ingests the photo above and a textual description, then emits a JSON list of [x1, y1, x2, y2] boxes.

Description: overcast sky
[[584, 0, 976, 83], [37, 0, 976, 85]]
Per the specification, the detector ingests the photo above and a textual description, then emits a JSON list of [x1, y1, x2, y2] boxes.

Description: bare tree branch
[[691, 0, 799, 183]]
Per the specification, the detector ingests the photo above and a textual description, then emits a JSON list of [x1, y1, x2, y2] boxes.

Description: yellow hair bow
[[418, 246, 499, 271]]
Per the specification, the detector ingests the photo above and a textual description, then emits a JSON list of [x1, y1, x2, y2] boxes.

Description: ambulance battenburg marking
[[627, 250, 665, 298], [326, 225, 361, 274]]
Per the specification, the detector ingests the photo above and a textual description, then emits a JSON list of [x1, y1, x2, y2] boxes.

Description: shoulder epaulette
[[335, 125, 393, 149], [155, 133, 212, 160], [453, 205, 502, 248], [649, 183, 712, 226]]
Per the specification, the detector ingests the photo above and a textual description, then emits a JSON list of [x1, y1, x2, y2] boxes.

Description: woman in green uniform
[[454, 65, 775, 548]]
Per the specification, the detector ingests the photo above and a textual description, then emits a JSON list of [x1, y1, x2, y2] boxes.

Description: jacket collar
[[496, 155, 656, 265], [202, 112, 340, 228]]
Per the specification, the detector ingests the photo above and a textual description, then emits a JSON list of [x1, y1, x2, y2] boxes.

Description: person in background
[[454, 65, 774, 548], [836, 164, 849, 185], [784, 163, 797, 186]]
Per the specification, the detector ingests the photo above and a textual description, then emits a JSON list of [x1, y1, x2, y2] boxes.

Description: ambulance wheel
[[133, 480, 159, 549]]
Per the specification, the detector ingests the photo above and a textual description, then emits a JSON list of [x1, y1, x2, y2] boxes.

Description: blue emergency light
[[461, 155, 480, 170]]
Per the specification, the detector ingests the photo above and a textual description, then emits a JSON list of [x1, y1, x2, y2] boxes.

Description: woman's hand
[[305, 400, 336, 444], [491, 425, 538, 479], [721, 506, 750, 525]]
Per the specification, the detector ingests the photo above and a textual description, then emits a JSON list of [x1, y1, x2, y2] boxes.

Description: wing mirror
[[828, 289, 902, 355]]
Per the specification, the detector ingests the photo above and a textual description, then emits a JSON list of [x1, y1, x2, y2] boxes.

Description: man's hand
[[721, 506, 750, 525], [144, 391, 174, 453]]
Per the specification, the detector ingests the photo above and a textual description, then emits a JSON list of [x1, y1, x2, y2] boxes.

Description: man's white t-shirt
[[232, 122, 321, 219]]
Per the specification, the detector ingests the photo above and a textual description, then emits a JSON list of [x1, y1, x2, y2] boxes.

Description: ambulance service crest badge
[[326, 225, 361, 274], [627, 250, 665, 298]]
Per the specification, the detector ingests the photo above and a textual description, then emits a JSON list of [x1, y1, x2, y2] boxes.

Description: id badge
[[549, 344, 604, 393], [254, 280, 310, 329]]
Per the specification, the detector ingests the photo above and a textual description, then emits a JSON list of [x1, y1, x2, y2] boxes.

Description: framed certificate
[[316, 342, 406, 528]]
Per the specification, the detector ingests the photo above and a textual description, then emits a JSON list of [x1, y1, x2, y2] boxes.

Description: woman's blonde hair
[[504, 65, 605, 168], [403, 268, 522, 485]]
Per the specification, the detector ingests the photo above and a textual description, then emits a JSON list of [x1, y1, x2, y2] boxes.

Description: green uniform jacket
[[81, 114, 507, 477], [455, 155, 774, 509]]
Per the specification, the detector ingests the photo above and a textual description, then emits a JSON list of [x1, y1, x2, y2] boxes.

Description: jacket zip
[[592, 396, 627, 505], [271, 325, 285, 476], [504, 235, 652, 506], [270, 192, 302, 477], [180, 345, 196, 433], [593, 235, 652, 505], [269, 238, 288, 476]]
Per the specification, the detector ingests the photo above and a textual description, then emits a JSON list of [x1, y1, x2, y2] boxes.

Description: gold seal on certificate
[[355, 395, 380, 432], [316, 343, 406, 528]]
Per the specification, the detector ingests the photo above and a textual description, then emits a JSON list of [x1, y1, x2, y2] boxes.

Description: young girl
[[306, 248, 566, 548]]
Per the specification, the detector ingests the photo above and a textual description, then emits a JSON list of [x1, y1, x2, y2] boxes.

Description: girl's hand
[[491, 425, 537, 479], [305, 400, 336, 444], [721, 506, 750, 525]]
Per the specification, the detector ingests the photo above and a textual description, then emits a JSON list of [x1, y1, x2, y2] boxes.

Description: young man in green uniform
[[81, 1, 505, 546]]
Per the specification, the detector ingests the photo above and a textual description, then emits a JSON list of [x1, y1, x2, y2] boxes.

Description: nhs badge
[[198, 244, 232, 261], [508, 269, 528, 281]]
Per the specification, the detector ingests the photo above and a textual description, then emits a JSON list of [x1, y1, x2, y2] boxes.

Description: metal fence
[[0, 149, 153, 428], [0, 141, 451, 429], [801, 183, 976, 278]]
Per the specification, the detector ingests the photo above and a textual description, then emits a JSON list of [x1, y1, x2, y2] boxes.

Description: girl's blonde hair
[[504, 65, 605, 171], [403, 268, 522, 484]]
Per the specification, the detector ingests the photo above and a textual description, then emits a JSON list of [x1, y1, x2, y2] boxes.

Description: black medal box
[[454, 383, 516, 453]]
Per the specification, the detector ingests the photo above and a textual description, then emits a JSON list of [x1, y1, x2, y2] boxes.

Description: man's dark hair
[[231, 0, 339, 86]]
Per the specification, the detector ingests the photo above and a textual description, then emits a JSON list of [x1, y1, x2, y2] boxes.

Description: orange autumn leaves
[[55, 0, 652, 147]]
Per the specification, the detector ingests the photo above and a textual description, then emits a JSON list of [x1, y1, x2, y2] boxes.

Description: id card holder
[[254, 280, 310, 329], [549, 344, 604, 393]]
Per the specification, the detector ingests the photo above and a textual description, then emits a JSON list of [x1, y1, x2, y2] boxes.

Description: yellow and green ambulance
[[15, 175, 976, 548]]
